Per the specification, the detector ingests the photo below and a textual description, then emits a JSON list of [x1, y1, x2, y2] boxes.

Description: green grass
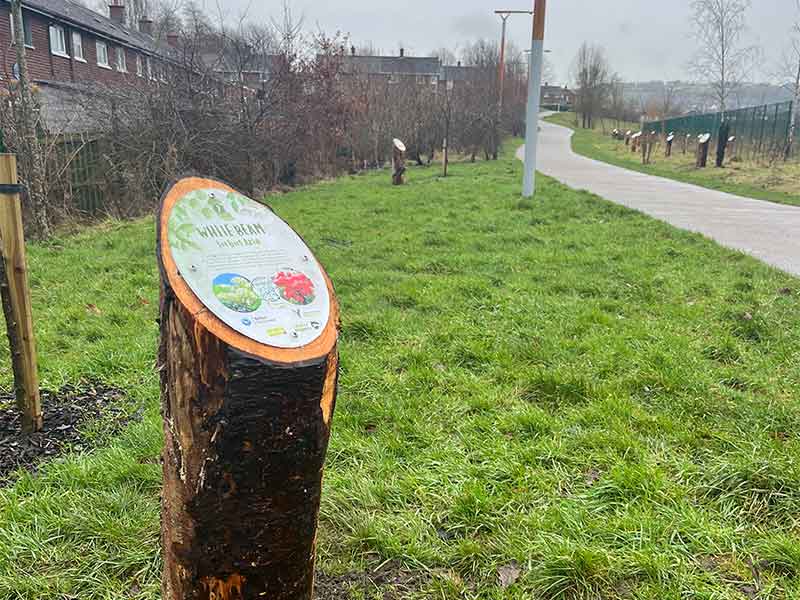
[[2, 144, 800, 599], [546, 112, 800, 207]]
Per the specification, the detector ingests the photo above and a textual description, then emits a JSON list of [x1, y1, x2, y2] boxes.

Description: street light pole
[[522, 0, 547, 198], [495, 10, 533, 157], [497, 13, 510, 118]]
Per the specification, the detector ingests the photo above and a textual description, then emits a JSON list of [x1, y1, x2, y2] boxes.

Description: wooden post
[[697, 133, 711, 168], [392, 138, 406, 185], [158, 176, 340, 600], [665, 132, 675, 157], [0, 154, 41, 433]]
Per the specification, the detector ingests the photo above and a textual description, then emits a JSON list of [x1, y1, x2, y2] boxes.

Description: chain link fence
[[644, 101, 795, 162]]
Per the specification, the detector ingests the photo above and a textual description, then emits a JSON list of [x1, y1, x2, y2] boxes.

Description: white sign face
[[167, 187, 330, 349]]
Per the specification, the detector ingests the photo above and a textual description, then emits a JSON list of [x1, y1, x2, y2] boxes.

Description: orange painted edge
[[158, 176, 339, 366], [533, 0, 547, 41]]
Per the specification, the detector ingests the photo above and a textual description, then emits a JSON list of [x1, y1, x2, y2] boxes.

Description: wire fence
[[644, 101, 795, 162]]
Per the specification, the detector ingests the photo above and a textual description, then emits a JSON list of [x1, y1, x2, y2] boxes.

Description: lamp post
[[522, 0, 547, 198], [495, 10, 533, 120]]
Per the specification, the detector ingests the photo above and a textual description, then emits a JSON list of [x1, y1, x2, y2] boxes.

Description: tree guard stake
[[157, 176, 340, 600]]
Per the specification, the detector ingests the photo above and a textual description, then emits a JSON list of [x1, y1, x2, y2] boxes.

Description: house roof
[[341, 55, 441, 76], [13, 0, 171, 57]]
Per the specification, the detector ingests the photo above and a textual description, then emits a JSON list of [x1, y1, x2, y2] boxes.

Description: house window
[[116, 47, 127, 72], [72, 31, 84, 61], [446, 79, 454, 91], [9, 13, 34, 48], [96, 41, 110, 68], [146, 57, 153, 80], [388, 74, 398, 85], [136, 55, 144, 77], [48, 25, 68, 57]]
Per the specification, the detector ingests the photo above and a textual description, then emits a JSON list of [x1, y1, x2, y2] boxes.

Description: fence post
[[0, 154, 41, 433]]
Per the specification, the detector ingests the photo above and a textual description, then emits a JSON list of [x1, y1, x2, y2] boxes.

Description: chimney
[[109, 0, 125, 24], [167, 32, 179, 48], [400, 47, 404, 58], [139, 17, 153, 36], [351, 45, 356, 56]]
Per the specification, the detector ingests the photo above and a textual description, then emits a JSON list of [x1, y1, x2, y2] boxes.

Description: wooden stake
[[392, 139, 406, 185], [0, 154, 41, 433], [158, 176, 340, 600]]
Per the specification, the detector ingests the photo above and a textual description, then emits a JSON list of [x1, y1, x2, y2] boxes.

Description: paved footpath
[[518, 117, 800, 277]]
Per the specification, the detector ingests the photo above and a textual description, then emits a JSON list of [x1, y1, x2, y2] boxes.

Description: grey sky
[[213, 0, 795, 84]]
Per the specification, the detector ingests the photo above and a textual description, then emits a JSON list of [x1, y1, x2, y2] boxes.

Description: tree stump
[[158, 176, 340, 600], [696, 133, 711, 168], [392, 138, 406, 185]]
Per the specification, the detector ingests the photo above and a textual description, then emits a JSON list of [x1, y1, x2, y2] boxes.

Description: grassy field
[[546, 112, 800, 207], [2, 145, 800, 599]]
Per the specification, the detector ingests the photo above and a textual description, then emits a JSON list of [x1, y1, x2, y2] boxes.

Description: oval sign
[[165, 186, 331, 349]]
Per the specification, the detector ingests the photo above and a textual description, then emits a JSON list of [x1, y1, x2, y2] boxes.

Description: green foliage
[[1, 145, 799, 598]]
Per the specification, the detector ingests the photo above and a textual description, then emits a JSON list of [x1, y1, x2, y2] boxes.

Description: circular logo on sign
[[212, 273, 262, 313]]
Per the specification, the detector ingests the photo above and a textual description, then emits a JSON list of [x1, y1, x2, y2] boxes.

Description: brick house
[[0, 0, 173, 85], [0, 0, 176, 130]]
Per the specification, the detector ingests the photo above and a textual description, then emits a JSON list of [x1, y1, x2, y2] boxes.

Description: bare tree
[[8, 0, 50, 236], [430, 47, 458, 66], [572, 43, 611, 129], [777, 0, 800, 158], [688, 0, 759, 113]]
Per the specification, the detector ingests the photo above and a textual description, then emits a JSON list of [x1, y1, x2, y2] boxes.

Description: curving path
[[518, 116, 800, 277]]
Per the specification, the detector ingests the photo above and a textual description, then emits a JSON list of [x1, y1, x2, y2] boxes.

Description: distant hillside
[[623, 81, 792, 113]]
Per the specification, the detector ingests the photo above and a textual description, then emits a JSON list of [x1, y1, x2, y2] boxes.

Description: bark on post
[[665, 133, 675, 157], [0, 154, 41, 433], [158, 176, 340, 600], [697, 133, 711, 168], [392, 138, 406, 185]]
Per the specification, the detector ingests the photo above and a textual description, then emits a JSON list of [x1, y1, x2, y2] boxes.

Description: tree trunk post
[[0, 154, 41, 433], [665, 133, 674, 157], [158, 176, 340, 600], [697, 133, 711, 168], [392, 138, 406, 185]]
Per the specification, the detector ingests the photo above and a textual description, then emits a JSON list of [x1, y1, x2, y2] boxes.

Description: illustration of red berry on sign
[[272, 270, 316, 305]]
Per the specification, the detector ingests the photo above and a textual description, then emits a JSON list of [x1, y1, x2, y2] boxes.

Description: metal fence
[[644, 101, 795, 162], [46, 133, 106, 215]]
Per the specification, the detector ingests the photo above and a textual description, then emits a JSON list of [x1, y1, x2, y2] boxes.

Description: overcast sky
[[210, 0, 795, 84]]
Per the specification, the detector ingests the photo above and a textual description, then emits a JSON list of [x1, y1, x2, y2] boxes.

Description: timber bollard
[[392, 138, 406, 185], [696, 133, 711, 168], [158, 177, 340, 600], [0, 154, 41, 433]]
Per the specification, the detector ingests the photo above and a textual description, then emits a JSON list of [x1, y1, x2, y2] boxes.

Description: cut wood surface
[[158, 176, 340, 600]]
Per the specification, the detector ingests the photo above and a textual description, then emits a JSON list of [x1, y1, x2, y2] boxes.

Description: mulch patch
[[315, 561, 431, 599], [0, 381, 136, 481]]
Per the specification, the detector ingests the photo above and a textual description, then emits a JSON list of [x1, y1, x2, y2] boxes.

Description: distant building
[[337, 47, 491, 92], [540, 84, 575, 110], [340, 48, 441, 86]]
